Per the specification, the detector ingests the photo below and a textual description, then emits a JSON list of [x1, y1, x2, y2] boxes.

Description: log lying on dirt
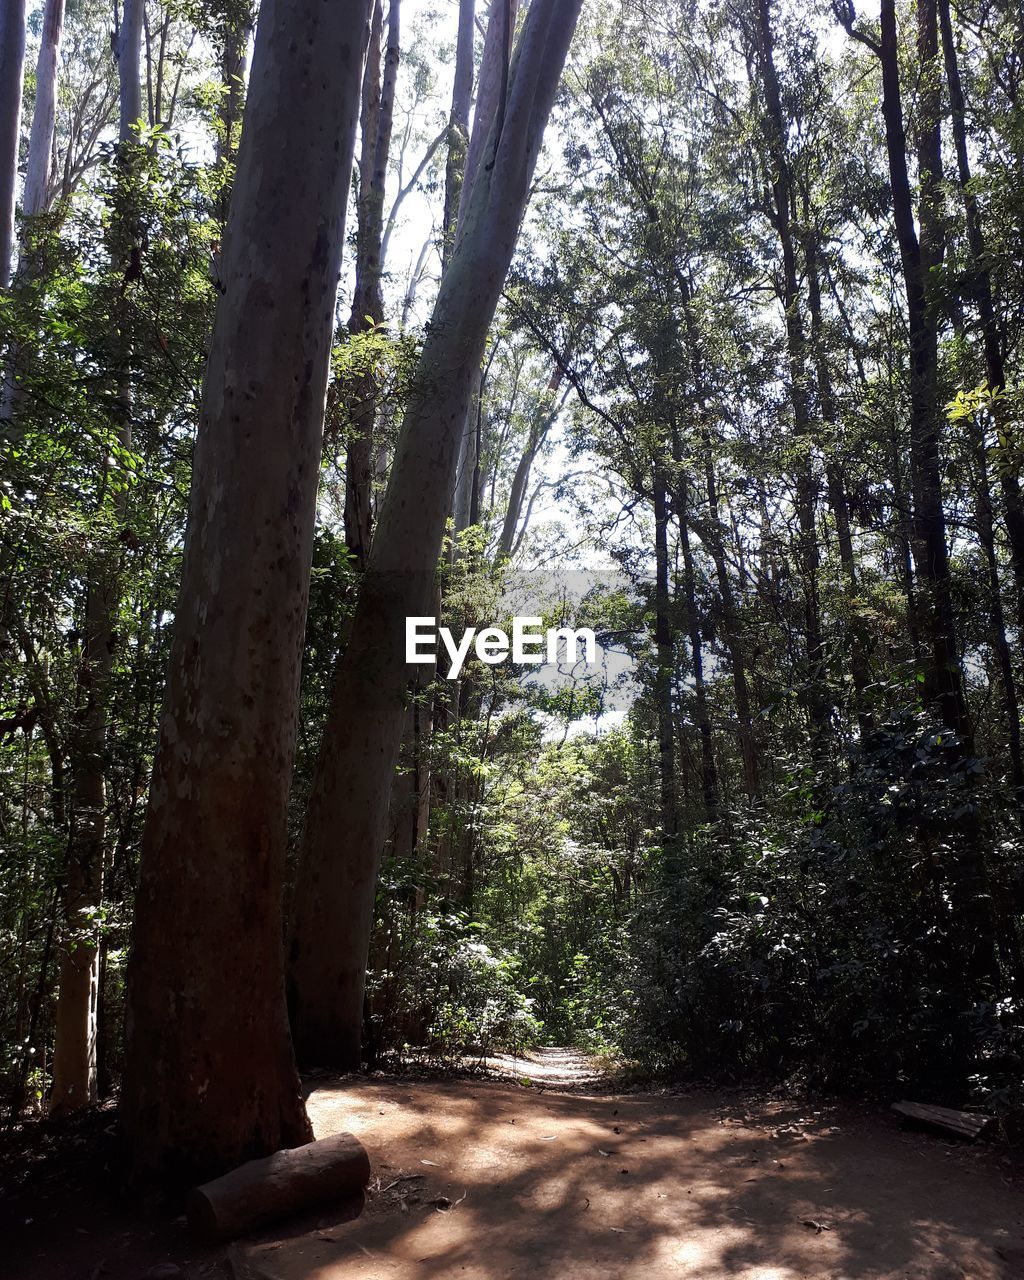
[[187, 1132, 370, 1241], [891, 1100, 993, 1141]]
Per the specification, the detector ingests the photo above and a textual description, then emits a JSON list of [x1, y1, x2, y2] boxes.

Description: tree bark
[[879, 0, 970, 739], [802, 205, 873, 730], [653, 461, 679, 844], [0, 0, 27, 291], [23, 0, 64, 220], [287, 0, 583, 1069], [49, 0, 144, 1118], [121, 0, 371, 1180], [0, 0, 65, 423], [938, 0, 1024, 645], [441, 0, 475, 267], [451, 0, 518, 536], [877, 0, 997, 991], [753, 0, 829, 749], [344, 0, 400, 570], [497, 363, 564, 559], [673, 450, 719, 822], [214, 3, 252, 226]]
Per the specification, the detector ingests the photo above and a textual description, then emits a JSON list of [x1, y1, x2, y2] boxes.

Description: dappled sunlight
[[228, 1078, 1020, 1279]]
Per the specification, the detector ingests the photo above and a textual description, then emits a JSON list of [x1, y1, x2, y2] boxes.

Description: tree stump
[[187, 1132, 370, 1241]]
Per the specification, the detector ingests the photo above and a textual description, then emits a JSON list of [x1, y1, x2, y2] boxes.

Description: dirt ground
[[5, 1050, 1022, 1280]]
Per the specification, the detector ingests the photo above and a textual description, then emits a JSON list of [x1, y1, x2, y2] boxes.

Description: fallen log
[[891, 1100, 993, 1141], [187, 1132, 370, 1242]]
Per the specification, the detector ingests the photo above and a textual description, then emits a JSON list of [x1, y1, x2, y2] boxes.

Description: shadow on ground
[[6, 1070, 1021, 1280], [235, 1075, 1022, 1280]]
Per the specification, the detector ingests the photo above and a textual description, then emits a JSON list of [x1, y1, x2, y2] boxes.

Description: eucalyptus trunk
[[49, 0, 143, 1117], [121, 0, 370, 1179], [0, 0, 26, 291], [287, 0, 583, 1069]]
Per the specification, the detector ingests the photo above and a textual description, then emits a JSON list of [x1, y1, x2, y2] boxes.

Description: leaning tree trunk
[[121, 0, 371, 1180], [0, 0, 27, 291], [287, 0, 584, 1070], [49, 0, 143, 1117]]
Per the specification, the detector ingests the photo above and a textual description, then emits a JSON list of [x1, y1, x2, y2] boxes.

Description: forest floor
[[4, 1048, 1023, 1280]]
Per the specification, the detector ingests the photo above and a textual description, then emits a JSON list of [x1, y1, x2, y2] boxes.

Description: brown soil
[[5, 1052, 1022, 1280]]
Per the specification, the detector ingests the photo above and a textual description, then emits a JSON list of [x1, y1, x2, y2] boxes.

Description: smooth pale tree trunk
[[23, 0, 64, 219], [121, 0, 371, 1180], [49, 0, 143, 1118], [441, 0, 474, 264], [287, 0, 583, 1069], [451, 0, 518, 535], [497, 364, 564, 559], [1, 0, 65, 422], [0, 0, 27, 291]]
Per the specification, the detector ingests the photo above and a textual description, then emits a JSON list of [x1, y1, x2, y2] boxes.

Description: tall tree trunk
[[753, 0, 829, 749], [653, 460, 678, 845], [1, 0, 65, 423], [121, 0, 371, 1180], [938, 0, 1024, 644], [23, 0, 64, 220], [802, 208, 873, 729], [214, 2, 252, 226], [672, 444, 718, 822], [451, 0, 518, 536], [287, 0, 583, 1070], [878, 0, 997, 991], [49, 0, 144, 1118], [677, 280, 760, 799], [0, 0, 26, 291], [497, 363, 564, 559], [879, 0, 969, 738], [344, 0, 400, 569], [441, 0, 475, 266]]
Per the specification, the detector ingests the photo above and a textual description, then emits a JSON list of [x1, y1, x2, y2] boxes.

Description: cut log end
[[187, 1132, 370, 1242]]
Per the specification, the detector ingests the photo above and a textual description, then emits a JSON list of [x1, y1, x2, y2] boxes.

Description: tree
[[0, 0, 27, 291], [120, 0, 371, 1178], [49, 0, 144, 1118], [287, 0, 584, 1069]]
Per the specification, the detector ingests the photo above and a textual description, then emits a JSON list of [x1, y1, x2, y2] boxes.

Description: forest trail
[[467, 1044, 607, 1090], [225, 1073, 1023, 1280]]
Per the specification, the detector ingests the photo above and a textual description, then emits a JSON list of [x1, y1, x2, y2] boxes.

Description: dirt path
[[231, 1060, 1020, 1280], [7, 1055, 1021, 1280]]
